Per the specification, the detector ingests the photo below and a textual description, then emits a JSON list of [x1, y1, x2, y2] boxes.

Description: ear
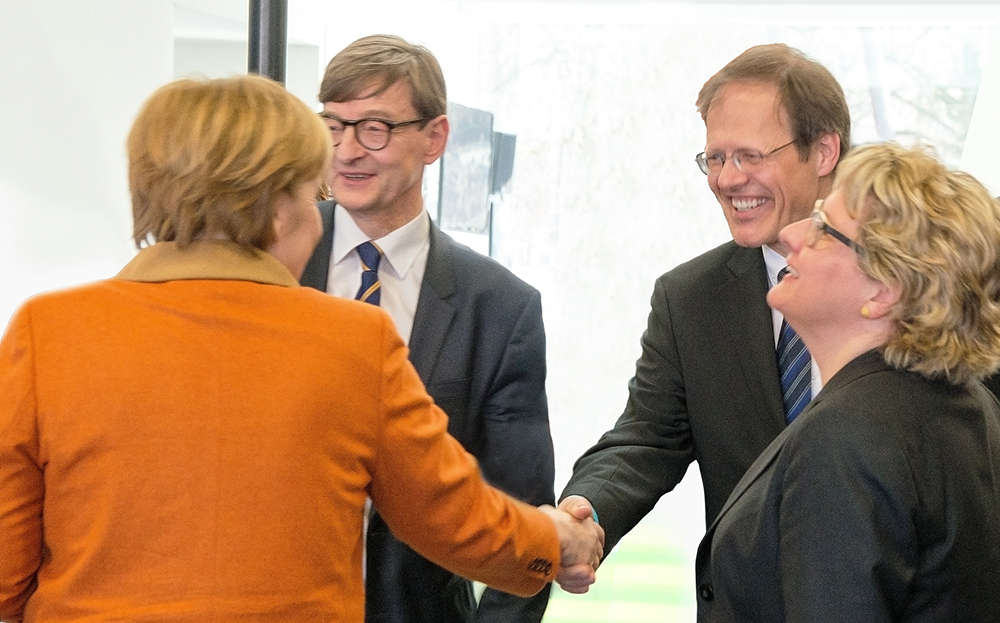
[[863, 279, 902, 320], [423, 115, 449, 165], [814, 132, 841, 178], [270, 191, 294, 240]]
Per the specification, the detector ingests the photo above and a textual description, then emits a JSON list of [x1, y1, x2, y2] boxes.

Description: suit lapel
[[301, 208, 456, 383], [714, 429, 786, 533], [700, 350, 890, 560], [407, 223, 457, 384], [720, 247, 787, 428], [696, 424, 788, 577], [806, 349, 887, 411], [299, 200, 336, 290]]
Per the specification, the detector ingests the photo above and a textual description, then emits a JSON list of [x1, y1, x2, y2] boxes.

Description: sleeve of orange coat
[[0, 305, 44, 623], [367, 314, 560, 597]]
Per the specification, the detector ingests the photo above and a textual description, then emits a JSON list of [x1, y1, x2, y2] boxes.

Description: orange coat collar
[[115, 241, 298, 287]]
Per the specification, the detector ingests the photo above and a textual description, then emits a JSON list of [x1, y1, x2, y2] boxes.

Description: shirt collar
[[332, 204, 430, 279], [115, 240, 299, 287], [761, 244, 787, 289]]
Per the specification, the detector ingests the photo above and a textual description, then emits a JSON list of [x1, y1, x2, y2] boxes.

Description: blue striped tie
[[776, 267, 811, 422], [355, 241, 382, 306]]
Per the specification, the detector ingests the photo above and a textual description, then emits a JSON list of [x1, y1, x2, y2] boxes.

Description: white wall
[[173, 2, 321, 107], [0, 0, 174, 327], [962, 24, 1000, 194], [0, 0, 327, 330]]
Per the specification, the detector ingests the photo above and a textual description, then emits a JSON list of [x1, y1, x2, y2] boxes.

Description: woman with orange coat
[[0, 74, 600, 623]]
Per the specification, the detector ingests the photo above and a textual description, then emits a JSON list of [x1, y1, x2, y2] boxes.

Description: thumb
[[567, 500, 596, 522]]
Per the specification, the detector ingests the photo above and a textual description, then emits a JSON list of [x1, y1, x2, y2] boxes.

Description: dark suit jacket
[[300, 201, 555, 623], [695, 350, 1000, 622], [562, 241, 788, 551]]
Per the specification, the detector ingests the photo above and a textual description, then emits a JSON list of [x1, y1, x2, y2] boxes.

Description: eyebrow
[[321, 106, 406, 120], [704, 145, 765, 154]]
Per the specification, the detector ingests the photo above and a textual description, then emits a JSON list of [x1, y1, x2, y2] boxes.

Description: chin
[[729, 223, 778, 249], [336, 198, 373, 214], [732, 233, 774, 249], [765, 289, 780, 310], [766, 282, 791, 311]]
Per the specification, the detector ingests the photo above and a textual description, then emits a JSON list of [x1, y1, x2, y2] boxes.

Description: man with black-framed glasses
[[300, 34, 559, 623], [558, 44, 852, 602]]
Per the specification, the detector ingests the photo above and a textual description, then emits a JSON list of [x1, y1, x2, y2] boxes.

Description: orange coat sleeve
[[0, 306, 44, 623], [365, 313, 560, 597]]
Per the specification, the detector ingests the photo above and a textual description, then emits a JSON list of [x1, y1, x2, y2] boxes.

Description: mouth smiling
[[340, 172, 374, 182], [731, 197, 768, 213]]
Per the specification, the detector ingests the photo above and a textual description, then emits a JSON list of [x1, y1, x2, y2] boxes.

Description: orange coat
[[0, 241, 558, 623]]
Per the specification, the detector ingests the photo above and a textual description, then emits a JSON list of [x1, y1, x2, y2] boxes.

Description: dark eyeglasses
[[695, 140, 796, 175], [319, 114, 425, 151], [808, 200, 865, 255]]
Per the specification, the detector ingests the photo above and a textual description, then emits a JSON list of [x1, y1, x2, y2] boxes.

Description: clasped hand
[[539, 495, 605, 594]]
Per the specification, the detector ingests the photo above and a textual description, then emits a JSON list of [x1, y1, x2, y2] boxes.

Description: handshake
[[540, 495, 606, 594]]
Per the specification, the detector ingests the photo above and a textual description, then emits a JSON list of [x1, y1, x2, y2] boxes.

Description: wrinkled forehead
[[325, 67, 410, 101], [322, 79, 417, 118], [704, 82, 791, 149]]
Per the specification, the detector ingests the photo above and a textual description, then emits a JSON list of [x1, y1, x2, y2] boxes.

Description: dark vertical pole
[[248, 0, 287, 84]]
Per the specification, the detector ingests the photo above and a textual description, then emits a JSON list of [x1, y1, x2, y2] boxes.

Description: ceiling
[[175, 0, 1000, 47]]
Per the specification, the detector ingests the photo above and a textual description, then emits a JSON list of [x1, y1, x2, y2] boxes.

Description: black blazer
[[300, 201, 555, 623], [562, 241, 789, 550], [695, 350, 1000, 622]]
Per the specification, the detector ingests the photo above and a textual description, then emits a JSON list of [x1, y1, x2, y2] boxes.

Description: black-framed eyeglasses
[[319, 114, 426, 151], [695, 140, 796, 175], [808, 200, 865, 255]]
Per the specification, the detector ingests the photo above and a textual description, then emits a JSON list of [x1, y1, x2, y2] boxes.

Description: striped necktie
[[776, 267, 811, 422], [355, 241, 382, 306]]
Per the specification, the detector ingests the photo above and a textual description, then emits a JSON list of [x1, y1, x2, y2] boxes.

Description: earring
[[861, 306, 871, 318]]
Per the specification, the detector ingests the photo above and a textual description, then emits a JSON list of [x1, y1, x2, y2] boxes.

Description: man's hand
[[539, 496, 605, 594]]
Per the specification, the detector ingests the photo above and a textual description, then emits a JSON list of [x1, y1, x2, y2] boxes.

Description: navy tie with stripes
[[355, 241, 382, 306], [776, 266, 811, 422]]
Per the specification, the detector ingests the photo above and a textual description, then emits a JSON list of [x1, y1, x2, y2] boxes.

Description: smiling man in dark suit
[[557, 44, 852, 589], [299, 34, 555, 623]]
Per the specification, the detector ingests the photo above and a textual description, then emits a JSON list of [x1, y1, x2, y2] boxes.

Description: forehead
[[321, 79, 416, 118], [704, 81, 791, 150]]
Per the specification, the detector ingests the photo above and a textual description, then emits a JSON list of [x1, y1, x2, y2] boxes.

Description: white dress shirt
[[762, 244, 822, 393], [327, 205, 431, 346]]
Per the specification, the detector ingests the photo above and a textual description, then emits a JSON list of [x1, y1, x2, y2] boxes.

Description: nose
[[334, 125, 366, 162], [714, 157, 749, 188]]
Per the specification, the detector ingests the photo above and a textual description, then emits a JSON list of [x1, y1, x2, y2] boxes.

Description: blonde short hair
[[836, 142, 1000, 384], [128, 74, 331, 249]]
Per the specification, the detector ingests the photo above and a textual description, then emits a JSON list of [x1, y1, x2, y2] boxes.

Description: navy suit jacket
[[695, 350, 1000, 622], [561, 241, 789, 551], [300, 201, 555, 623]]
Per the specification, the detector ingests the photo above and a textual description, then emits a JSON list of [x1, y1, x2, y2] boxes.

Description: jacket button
[[698, 583, 714, 601], [528, 558, 553, 575]]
